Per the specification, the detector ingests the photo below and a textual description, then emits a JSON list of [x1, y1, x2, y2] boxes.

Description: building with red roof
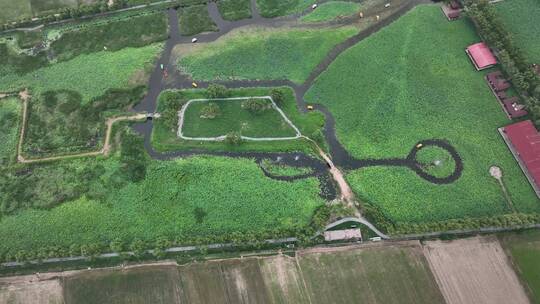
[[466, 42, 497, 71], [441, 0, 461, 20], [499, 120, 540, 197]]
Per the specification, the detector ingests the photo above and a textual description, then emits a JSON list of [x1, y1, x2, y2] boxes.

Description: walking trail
[[6, 0, 458, 239]]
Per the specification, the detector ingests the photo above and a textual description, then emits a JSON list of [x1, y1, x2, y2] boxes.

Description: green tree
[[242, 98, 268, 114], [225, 131, 243, 145], [110, 238, 124, 253], [130, 239, 146, 258], [206, 84, 229, 99], [270, 89, 285, 105]]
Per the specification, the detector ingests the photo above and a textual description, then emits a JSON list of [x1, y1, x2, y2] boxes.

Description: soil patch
[[424, 236, 530, 304]]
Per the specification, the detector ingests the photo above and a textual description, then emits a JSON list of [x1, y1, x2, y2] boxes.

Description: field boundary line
[[177, 96, 302, 141], [294, 254, 313, 304]]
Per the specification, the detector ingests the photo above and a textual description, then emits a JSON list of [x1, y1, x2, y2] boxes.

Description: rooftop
[[499, 120, 540, 197], [466, 42, 497, 70]]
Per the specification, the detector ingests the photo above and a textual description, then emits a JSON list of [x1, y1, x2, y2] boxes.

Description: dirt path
[[316, 147, 356, 206], [17, 108, 148, 164]]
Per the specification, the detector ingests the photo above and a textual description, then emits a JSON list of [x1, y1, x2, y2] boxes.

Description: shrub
[[206, 84, 229, 99], [130, 239, 146, 257], [270, 88, 285, 105], [110, 238, 125, 253], [241, 98, 269, 114], [225, 131, 243, 145]]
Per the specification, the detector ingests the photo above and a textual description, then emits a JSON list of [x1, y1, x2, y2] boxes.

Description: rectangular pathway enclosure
[[177, 96, 301, 141], [499, 120, 540, 198]]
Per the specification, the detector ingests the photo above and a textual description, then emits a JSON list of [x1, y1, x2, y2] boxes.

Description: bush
[[270, 89, 285, 105], [206, 84, 229, 99], [130, 239, 146, 257], [159, 91, 187, 130], [241, 98, 269, 114], [225, 131, 243, 145]]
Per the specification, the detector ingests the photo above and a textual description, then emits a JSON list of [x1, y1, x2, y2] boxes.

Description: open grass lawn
[[500, 230, 540, 303], [0, 43, 161, 102], [63, 266, 182, 304], [0, 0, 32, 24], [153, 87, 325, 153], [255, 0, 316, 17], [178, 4, 218, 36], [217, 0, 252, 21], [182, 98, 297, 138], [301, 1, 361, 22], [298, 243, 445, 304], [305, 5, 540, 226], [177, 26, 357, 83], [0, 155, 324, 254], [495, 0, 540, 63], [0, 98, 21, 166]]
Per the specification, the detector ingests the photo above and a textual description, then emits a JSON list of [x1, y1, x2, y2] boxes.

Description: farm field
[[495, 0, 540, 63], [178, 4, 218, 36], [0, 155, 325, 255], [423, 236, 530, 304], [305, 4, 540, 228], [298, 242, 445, 304], [48, 10, 168, 62], [153, 87, 325, 153], [181, 97, 297, 139], [45, 241, 444, 304], [0, 43, 162, 102], [256, 0, 316, 17], [0, 97, 21, 166], [0, 0, 32, 24], [30, 0, 79, 15], [499, 230, 540, 303], [3, 237, 540, 303], [301, 1, 361, 22], [217, 0, 252, 21], [0, 276, 64, 304], [176, 26, 358, 83], [63, 265, 183, 304]]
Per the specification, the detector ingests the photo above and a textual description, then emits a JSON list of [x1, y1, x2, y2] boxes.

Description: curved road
[[131, 0, 461, 237]]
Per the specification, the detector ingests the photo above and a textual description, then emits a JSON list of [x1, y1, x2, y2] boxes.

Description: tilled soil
[[423, 236, 530, 304]]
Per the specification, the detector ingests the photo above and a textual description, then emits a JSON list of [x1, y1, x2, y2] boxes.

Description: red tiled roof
[[466, 42, 497, 70], [502, 120, 540, 190]]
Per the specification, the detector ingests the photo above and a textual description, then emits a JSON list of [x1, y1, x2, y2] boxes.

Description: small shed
[[466, 42, 497, 71], [499, 120, 540, 198]]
